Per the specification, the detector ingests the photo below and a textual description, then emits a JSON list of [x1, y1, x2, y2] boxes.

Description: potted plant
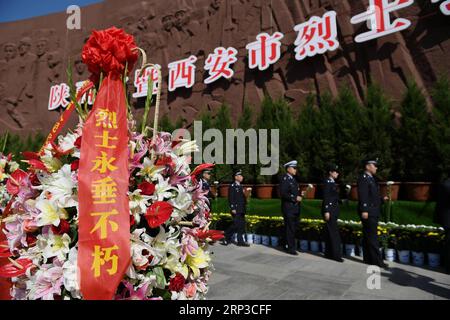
[[259, 218, 271, 246], [378, 226, 389, 259], [298, 221, 309, 251], [210, 181, 220, 199], [254, 175, 275, 199], [395, 82, 433, 201], [308, 221, 322, 252], [245, 217, 258, 244], [424, 231, 444, 268], [253, 219, 264, 244], [385, 231, 398, 262], [218, 183, 231, 198], [403, 182, 432, 201], [410, 229, 426, 266], [269, 218, 283, 247], [339, 225, 354, 256], [396, 229, 411, 264], [347, 184, 358, 201], [243, 184, 253, 198], [379, 181, 401, 201]]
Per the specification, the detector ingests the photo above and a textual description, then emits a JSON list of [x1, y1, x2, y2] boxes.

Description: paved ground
[[207, 243, 450, 300]]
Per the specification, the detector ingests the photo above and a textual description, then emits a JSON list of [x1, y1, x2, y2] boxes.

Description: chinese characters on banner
[[48, 2, 448, 108], [77, 74, 130, 299]]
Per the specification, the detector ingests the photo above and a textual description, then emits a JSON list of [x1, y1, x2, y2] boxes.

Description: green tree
[[394, 82, 432, 181], [360, 84, 394, 180], [256, 96, 295, 183], [238, 102, 253, 129], [332, 88, 364, 182], [295, 94, 316, 181], [159, 113, 174, 132], [212, 103, 233, 183], [1, 132, 45, 169], [237, 103, 256, 183], [429, 76, 450, 180], [310, 93, 338, 182]]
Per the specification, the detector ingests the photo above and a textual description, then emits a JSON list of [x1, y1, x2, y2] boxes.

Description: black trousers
[[361, 215, 382, 265], [324, 216, 342, 260], [225, 213, 246, 243], [283, 213, 299, 251], [445, 227, 450, 273]]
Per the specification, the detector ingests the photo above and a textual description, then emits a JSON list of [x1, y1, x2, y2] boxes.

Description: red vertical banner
[[77, 74, 130, 299]]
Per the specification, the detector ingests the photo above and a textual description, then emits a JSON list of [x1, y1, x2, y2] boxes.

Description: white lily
[[35, 199, 68, 227], [138, 157, 165, 179], [173, 140, 199, 156], [172, 155, 191, 175], [153, 174, 176, 201], [37, 164, 78, 208], [37, 232, 71, 262], [57, 132, 79, 154], [169, 185, 192, 212], [62, 247, 82, 299], [129, 189, 152, 224]]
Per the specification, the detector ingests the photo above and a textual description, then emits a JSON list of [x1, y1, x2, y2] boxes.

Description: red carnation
[[74, 136, 82, 149], [71, 159, 80, 171], [51, 219, 71, 235], [82, 27, 138, 79], [144, 201, 173, 228], [138, 181, 155, 196], [26, 234, 37, 247], [168, 273, 185, 292]]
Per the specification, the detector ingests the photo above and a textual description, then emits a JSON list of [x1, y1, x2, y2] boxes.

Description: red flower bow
[[82, 27, 138, 80]]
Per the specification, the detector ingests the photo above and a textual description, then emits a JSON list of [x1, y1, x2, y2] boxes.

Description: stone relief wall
[[0, 0, 448, 135]]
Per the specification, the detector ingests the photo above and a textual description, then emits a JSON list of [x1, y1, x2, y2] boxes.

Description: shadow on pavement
[[383, 267, 450, 299]]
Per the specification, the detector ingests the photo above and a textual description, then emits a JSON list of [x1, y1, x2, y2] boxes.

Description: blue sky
[[0, 0, 104, 23]]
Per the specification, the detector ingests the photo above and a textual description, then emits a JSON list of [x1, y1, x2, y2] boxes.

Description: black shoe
[[378, 262, 389, 269], [334, 258, 344, 263], [287, 250, 299, 256], [221, 239, 230, 246], [237, 242, 250, 247]]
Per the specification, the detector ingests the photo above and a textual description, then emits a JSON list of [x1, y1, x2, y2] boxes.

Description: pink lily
[[116, 281, 151, 300]]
